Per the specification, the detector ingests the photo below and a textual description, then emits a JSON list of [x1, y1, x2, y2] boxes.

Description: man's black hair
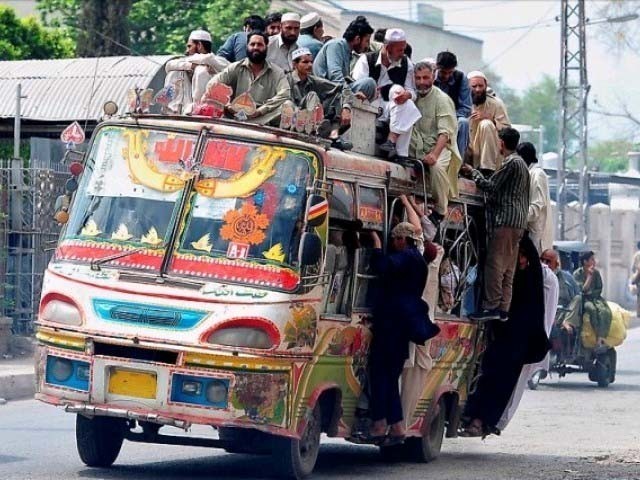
[[404, 43, 412, 59], [301, 19, 322, 36], [197, 40, 212, 54], [265, 12, 282, 25], [374, 28, 387, 42], [246, 30, 269, 46], [580, 250, 595, 265], [343, 15, 373, 42], [516, 141, 538, 166], [244, 15, 266, 31], [436, 51, 457, 69], [498, 127, 520, 151]]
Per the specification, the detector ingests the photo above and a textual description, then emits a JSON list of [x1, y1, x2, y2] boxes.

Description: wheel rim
[[299, 409, 321, 465], [428, 403, 446, 446]]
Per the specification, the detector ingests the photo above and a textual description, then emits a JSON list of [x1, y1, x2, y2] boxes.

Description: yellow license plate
[[108, 368, 157, 399]]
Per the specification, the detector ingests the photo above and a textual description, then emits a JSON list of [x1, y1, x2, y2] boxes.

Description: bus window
[[329, 180, 355, 222], [357, 186, 385, 231]]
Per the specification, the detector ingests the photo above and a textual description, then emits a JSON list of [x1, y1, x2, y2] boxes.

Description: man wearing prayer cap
[[352, 27, 419, 161], [298, 12, 324, 59], [287, 47, 347, 137], [467, 70, 511, 172], [267, 12, 301, 71], [163, 29, 229, 114]]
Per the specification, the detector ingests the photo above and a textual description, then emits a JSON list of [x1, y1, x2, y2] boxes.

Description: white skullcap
[[384, 28, 407, 43], [292, 47, 312, 60], [300, 12, 321, 29], [281, 12, 301, 23], [467, 70, 487, 81], [189, 29, 212, 43]]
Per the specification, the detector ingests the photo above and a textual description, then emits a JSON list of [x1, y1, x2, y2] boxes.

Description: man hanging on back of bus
[[460, 127, 530, 321], [203, 31, 291, 126]]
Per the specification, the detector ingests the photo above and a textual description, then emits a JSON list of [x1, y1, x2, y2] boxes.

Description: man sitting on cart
[[573, 251, 612, 346]]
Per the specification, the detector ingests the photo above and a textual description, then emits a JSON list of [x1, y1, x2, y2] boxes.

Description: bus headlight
[[205, 380, 228, 404], [207, 326, 275, 349], [50, 357, 73, 382], [40, 298, 83, 326]]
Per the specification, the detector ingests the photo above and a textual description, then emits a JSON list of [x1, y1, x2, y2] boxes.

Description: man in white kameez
[[164, 30, 229, 114], [352, 28, 421, 161], [496, 254, 558, 431]]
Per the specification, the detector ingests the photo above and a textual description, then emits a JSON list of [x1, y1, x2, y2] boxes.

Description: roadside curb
[[0, 372, 35, 401]]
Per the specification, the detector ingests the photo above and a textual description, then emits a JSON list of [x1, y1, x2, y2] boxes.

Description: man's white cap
[[189, 29, 212, 43], [292, 47, 312, 61], [467, 70, 487, 81], [300, 12, 321, 29], [384, 28, 407, 43], [281, 12, 301, 23]]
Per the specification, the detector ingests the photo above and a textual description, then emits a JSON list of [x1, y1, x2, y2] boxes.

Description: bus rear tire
[[271, 403, 321, 479], [405, 398, 446, 463], [76, 414, 125, 467]]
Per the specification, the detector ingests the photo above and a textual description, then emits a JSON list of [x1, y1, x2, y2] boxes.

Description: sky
[[333, 1, 640, 145]]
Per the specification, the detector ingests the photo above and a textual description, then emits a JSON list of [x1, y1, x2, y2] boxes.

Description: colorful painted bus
[[35, 114, 486, 479]]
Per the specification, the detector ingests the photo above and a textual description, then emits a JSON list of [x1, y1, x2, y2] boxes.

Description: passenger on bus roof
[[286, 47, 348, 138], [266, 12, 300, 72], [434, 51, 472, 156], [312, 16, 377, 101], [217, 15, 266, 63], [163, 30, 229, 115], [466, 70, 511, 173], [362, 223, 439, 446], [297, 13, 324, 59], [352, 28, 421, 162], [409, 61, 462, 223], [204, 31, 291, 126], [460, 127, 530, 322], [264, 12, 282, 36]]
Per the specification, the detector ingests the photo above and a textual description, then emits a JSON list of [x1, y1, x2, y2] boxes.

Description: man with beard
[[265, 12, 282, 36], [297, 13, 324, 59], [313, 15, 376, 101], [409, 62, 461, 222], [217, 15, 266, 63], [434, 51, 472, 156], [352, 28, 420, 161], [205, 31, 290, 125], [163, 29, 229, 114], [467, 71, 511, 173], [267, 12, 300, 72]]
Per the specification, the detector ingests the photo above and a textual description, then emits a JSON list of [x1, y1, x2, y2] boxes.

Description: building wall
[[338, 11, 483, 72]]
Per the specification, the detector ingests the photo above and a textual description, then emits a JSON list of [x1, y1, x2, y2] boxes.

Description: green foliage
[[0, 6, 74, 60], [37, 0, 270, 55], [588, 139, 638, 173], [512, 75, 560, 153]]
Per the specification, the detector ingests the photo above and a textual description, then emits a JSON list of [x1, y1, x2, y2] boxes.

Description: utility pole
[[14, 83, 26, 160], [557, 0, 590, 241]]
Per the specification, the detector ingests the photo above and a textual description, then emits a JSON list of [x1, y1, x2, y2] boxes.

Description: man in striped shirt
[[460, 127, 530, 321]]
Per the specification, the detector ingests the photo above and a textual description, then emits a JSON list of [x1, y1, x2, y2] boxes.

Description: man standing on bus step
[[409, 61, 461, 224], [434, 51, 472, 156], [205, 31, 291, 126], [266, 12, 301, 72], [312, 16, 377, 101], [460, 127, 530, 321], [467, 71, 511, 174], [352, 28, 420, 162], [517, 142, 553, 253]]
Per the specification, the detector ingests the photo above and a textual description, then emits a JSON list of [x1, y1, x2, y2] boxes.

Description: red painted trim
[[47, 269, 321, 306], [39, 292, 87, 325]]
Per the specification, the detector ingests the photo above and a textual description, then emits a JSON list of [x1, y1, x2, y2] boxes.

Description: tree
[[588, 139, 637, 173], [514, 75, 560, 153], [76, 0, 132, 57], [0, 5, 74, 60], [37, 0, 270, 55]]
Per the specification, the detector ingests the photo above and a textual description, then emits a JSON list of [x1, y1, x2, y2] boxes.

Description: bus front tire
[[76, 414, 126, 467], [271, 403, 322, 479]]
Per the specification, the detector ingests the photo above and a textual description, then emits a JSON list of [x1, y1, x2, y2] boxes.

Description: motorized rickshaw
[[528, 241, 617, 389]]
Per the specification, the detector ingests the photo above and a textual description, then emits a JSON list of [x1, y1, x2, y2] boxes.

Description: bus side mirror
[[299, 232, 322, 266], [305, 194, 328, 228]]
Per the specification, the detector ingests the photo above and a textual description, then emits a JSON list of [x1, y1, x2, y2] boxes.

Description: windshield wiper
[[90, 244, 165, 271]]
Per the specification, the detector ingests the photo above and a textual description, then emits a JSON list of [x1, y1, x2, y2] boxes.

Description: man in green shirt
[[205, 31, 291, 125], [409, 61, 461, 220]]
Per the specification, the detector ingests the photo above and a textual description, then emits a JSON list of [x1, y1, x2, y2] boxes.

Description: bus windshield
[[56, 125, 318, 291]]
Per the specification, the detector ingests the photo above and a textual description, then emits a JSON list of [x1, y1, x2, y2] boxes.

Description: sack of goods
[[581, 301, 632, 349]]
